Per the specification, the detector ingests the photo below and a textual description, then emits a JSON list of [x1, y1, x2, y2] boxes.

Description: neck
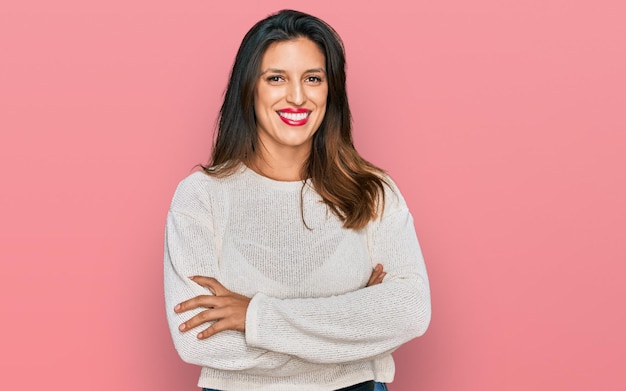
[[251, 146, 309, 181]]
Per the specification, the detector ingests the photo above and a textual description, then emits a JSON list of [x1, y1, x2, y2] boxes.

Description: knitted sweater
[[164, 166, 431, 391]]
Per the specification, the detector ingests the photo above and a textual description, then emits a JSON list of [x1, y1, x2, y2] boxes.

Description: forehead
[[260, 38, 326, 70]]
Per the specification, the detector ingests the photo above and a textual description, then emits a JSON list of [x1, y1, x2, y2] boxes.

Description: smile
[[277, 109, 311, 126]]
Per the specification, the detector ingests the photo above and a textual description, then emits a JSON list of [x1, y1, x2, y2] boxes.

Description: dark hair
[[204, 9, 388, 230]]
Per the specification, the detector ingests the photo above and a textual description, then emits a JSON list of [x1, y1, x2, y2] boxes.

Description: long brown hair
[[204, 9, 388, 230]]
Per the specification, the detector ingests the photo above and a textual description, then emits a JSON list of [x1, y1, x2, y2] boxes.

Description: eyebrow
[[259, 67, 327, 75]]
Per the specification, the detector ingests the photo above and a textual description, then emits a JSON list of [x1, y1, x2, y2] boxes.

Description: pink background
[[1, 0, 625, 390]]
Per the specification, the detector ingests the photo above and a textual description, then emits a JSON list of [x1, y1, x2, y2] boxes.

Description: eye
[[266, 75, 284, 84], [305, 75, 324, 84]]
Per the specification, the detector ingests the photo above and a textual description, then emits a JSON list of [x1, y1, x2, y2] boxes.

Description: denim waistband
[[203, 380, 379, 391]]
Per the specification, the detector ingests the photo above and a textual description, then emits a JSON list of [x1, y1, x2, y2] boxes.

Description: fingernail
[[197, 333, 203, 339], [174, 304, 181, 311], [179, 324, 186, 331]]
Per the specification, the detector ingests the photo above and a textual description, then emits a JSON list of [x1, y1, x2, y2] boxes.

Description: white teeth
[[278, 111, 309, 121]]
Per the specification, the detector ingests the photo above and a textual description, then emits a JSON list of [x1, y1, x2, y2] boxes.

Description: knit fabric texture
[[164, 166, 431, 391]]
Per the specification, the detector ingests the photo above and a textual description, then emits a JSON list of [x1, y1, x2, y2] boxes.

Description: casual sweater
[[164, 166, 431, 391]]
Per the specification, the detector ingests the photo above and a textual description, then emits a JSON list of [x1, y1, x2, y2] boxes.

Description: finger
[[188, 276, 217, 294], [178, 307, 229, 332], [197, 319, 231, 340], [198, 312, 245, 339], [370, 264, 382, 278], [190, 276, 230, 296], [174, 294, 219, 313], [368, 271, 387, 287], [367, 264, 384, 286]]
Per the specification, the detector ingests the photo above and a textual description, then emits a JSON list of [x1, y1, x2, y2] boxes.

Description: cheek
[[254, 86, 271, 111], [317, 93, 328, 117], [317, 88, 328, 108], [256, 85, 284, 107]]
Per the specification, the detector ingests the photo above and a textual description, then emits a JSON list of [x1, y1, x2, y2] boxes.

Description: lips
[[277, 108, 311, 126]]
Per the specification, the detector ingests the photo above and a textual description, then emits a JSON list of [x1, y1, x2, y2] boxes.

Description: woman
[[164, 9, 431, 391]]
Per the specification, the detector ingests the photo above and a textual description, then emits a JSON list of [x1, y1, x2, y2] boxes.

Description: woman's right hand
[[175, 276, 251, 340], [366, 263, 386, 287]]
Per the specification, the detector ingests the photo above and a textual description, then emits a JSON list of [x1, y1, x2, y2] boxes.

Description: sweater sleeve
[[244, 181, 432, 364], [164, 176, 298, 372]]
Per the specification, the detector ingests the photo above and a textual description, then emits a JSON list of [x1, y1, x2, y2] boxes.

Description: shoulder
[[379, 174, 409, 216], [170, 166, 250, 210], [169, 170, 233, 216], [171, 171, 213, 205]]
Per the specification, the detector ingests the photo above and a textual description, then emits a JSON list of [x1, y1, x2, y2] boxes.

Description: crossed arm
[[165, 175, 430, 369], [174, 265, 387, 340]]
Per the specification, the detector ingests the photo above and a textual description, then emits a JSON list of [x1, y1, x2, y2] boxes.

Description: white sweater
[[164, 166, 431, 391]]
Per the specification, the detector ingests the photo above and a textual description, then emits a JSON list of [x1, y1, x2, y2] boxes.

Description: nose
[[286, 81, 306, 106]]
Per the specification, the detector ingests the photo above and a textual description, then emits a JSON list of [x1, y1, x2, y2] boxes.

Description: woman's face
[[254, 37, 328, 159]]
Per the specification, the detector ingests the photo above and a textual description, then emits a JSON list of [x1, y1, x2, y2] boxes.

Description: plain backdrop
[[1, 0, 625, 390]]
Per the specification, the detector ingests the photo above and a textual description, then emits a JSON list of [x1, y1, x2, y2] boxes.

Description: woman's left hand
[[175, 276, 251, 340], [367, 263, 386, 287]]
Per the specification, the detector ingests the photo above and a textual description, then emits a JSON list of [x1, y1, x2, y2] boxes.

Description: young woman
[[164, 10, 431, 391]]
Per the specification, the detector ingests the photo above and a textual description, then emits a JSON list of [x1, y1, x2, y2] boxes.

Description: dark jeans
[[203, 380, 388, 391], [337, 380, 374, 391]]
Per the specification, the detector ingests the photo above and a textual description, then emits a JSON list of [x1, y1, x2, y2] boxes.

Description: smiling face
[[254, 37, 328, 162]]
